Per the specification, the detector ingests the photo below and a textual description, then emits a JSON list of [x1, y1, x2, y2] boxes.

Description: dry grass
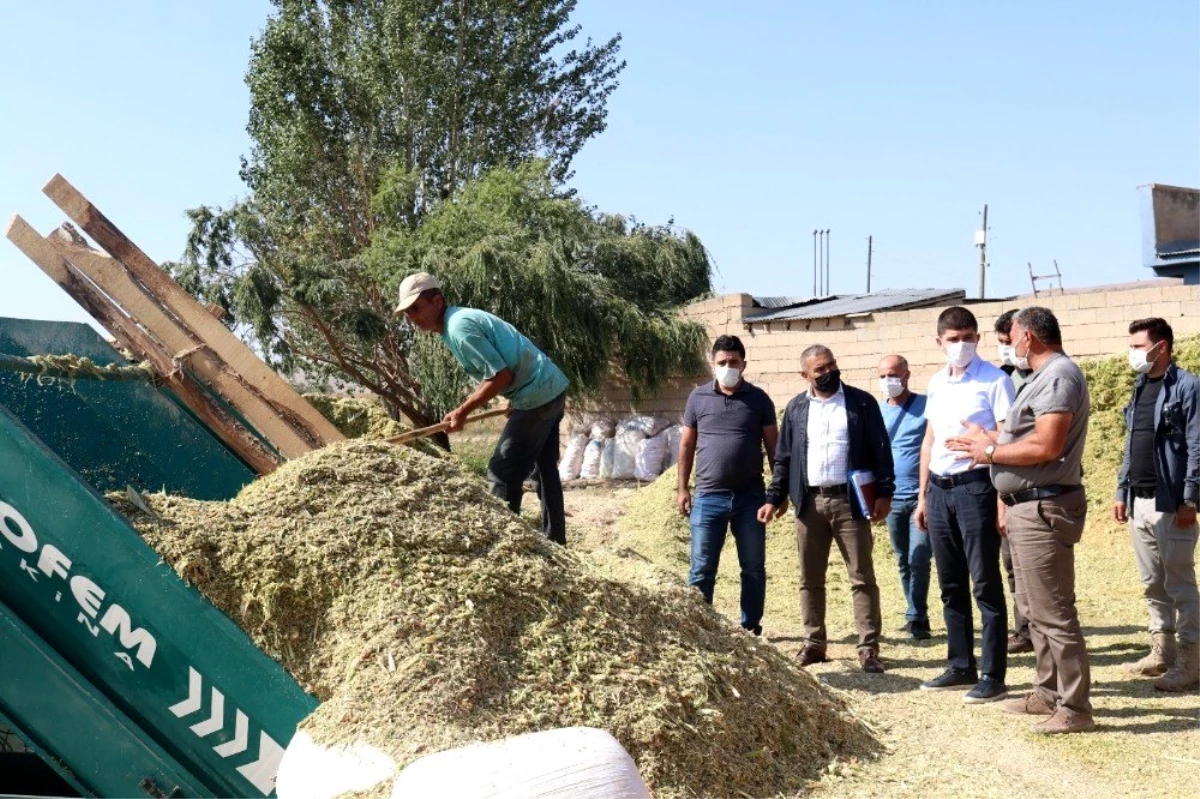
[[587, 342, 1200, 798], [117, 440, 878, 799]]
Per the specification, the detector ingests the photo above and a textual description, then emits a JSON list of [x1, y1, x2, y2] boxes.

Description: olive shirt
[[991, 352, 1090, 495]]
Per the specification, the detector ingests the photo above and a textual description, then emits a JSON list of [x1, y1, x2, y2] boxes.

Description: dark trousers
[[1001, 534, 1030, 640], [487, 392, 567, 545], [926, 478, 1008, 680]]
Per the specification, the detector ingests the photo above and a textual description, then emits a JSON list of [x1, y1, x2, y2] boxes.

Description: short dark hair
[[937, 306, 978, 336], [994, 309, 1019, 336], [1014, 306, 1062, 346], [800, 343, 834, 365], [1129, 317, 1174, 352], [711, 334, 745, 359]]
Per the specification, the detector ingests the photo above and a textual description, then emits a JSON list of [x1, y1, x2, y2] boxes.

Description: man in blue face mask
[[1114, 317, 1199, 692], [760, 344, 895, 673], [677, 335, 778, 636]]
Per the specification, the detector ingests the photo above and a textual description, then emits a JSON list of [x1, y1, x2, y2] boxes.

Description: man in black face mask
[[760, 344, 895, 673]]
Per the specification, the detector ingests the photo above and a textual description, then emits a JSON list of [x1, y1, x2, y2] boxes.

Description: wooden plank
[[44, 229, 315, 459], [5, 215, 280, 475], [42, 174, 344, 448]]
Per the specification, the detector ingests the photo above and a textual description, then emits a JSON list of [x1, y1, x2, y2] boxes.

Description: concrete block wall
[[571, 281, 1199, 427]]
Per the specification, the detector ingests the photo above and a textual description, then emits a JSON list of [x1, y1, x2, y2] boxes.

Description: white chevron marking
[[213, 710, 249, 757], [237, 731, 286, 796], [189, 687, 225, 737], [168, 667, 203, 717]]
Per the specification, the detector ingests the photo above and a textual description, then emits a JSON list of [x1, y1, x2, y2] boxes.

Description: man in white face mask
[[915, 306, 1016, 705], [1114, 317, 1199, 692], [678, 335, 778, 636], [878, 354, 932, 640]]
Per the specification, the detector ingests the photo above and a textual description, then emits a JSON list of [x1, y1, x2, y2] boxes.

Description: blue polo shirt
[[879, 393, 927, 500], [440, 307, 568, 410]]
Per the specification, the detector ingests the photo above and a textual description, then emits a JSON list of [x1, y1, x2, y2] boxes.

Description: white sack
[[610, 429, 645, 480], [634, 435, 667, 482], [619, 415, 671, 437], [662, 425, 682, 471], [598, 438, 617, 479], [558, 434, 589, 481], [589, 419, 617, 440], [390, 726, 650, 799], [579, 439, 603, 480], [277, 730, 397, 799]]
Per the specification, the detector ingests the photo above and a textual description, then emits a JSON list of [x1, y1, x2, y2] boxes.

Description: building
[[1142, 183, 1200, 284]]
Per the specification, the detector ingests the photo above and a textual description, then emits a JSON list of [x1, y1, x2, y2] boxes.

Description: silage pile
[[121, 440, 875, 798]]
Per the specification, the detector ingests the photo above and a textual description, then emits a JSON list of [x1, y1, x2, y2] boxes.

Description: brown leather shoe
[[1007, 634, 1034, 654], [796, 644, 828, 666], [1031, 707, 1096, 734], [999, 692, 1055, 716], [859, 649, 885, 673]]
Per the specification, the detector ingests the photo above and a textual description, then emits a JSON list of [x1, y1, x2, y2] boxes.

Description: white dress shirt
[[926, 354, 1016, 476], [806, 387, 850, 487]]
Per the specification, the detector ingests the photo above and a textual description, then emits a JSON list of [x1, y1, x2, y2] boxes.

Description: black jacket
[[765, 383, 895, 519]]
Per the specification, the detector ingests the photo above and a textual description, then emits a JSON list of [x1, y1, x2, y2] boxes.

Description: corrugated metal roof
[[752, 296, 810, 309], [743, 288, 965, 323]]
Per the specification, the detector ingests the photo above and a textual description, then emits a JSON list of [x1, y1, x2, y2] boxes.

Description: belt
[[929, 469, 991, 490], [1131, 486, 1156, 499], [1000, 485, 1083, 507], [811, 484, 848, 497]]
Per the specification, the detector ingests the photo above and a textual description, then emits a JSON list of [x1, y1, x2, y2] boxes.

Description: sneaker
[[1030, 707, 1096, 734], [859, 649, 885, 673], [909, 623, 932, 641], [897, 621, 914, 633], [999, 692, 1055, 716], [742, 624, 763, 637], [962, 676, 1008, 704], [920, 667, 978, 691], [796, 644, 828, 666], [1007, 634, 1034, 654]]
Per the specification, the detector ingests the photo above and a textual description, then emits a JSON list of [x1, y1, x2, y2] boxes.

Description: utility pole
[[866, 235, 873, 293], [976, 204, 988, 299], [825, 229, 831, 295]]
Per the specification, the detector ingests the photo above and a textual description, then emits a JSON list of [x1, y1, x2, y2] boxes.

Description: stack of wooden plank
[[5, 174, 344, 474]]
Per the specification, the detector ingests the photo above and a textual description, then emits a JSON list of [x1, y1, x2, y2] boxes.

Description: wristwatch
[[984, 444, 996, 464], [1186, 499, 1198, 511]]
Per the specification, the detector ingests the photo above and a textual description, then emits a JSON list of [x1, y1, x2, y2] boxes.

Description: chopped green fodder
[[119, 441, 876, 798]]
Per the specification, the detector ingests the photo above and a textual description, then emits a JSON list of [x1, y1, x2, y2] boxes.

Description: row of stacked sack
[[558, 416, 681, 482]]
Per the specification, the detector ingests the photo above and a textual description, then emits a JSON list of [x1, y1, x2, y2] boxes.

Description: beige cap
[[394, 272, 442, 313]]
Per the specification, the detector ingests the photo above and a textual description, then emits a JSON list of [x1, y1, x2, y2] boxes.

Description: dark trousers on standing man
[[487, 391, 567, 545], [926, 473, 1008, 681]]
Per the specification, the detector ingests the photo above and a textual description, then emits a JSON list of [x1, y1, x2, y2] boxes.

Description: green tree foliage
[[174, 0, 710, 436], [367, 161, 711, 417]]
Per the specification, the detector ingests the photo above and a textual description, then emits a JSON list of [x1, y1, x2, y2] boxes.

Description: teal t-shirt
[[440, 307, 569, 410], [879, 393, 927, 500]]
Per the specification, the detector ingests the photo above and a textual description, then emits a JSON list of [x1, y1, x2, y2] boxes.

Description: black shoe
[[897, 620, 913, 633], [909, 623, 932, 641], [963, 676, 1008, 704], [920, 668, 978, 691], [742, 624, 762, 636]]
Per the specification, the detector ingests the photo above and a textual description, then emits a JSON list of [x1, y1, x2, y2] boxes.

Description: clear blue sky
[[2, 1, 1197, 328]]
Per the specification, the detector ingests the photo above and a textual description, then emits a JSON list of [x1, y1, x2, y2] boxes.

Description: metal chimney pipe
[[825, 229, 831, 295], [812, 229, 818, 296]]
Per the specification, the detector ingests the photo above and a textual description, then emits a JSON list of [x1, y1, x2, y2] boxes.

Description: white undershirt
[[806, 387, 849, 487]]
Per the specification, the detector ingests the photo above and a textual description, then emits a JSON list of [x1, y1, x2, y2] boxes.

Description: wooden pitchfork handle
[[385, 407, 511, 445]]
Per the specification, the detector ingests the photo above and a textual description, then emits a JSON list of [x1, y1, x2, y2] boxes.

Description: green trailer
[[0, 318, 318, 797]]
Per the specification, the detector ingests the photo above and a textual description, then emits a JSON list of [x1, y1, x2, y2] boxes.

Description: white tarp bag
[[589, 418, 617, 440], [598, 438, 617, 479], [610, 429, 644, 479], [579, 439, 603, 480], [558, 434, 589, 481], [662, 425, 682, 471], [390, 727, 650, 799], [619, 415, 671, 437], [277, 730, 397, 799], [634, 435, 667, 482]]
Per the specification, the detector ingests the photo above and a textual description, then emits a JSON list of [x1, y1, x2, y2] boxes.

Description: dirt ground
[[552, 481, 1200, 799]]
